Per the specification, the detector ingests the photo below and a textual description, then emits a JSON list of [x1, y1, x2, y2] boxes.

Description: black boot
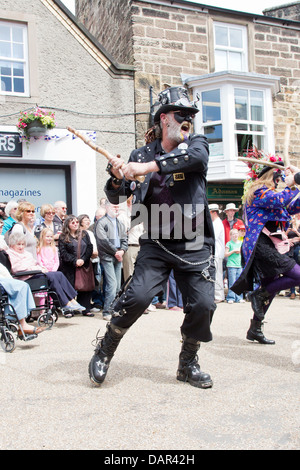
[[88, 323, 128, 386], [177, 334, 213, 389], [246, 319, 275, 345], [247, 287, 270, 320]]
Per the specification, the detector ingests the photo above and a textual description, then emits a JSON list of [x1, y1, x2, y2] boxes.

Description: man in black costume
[[89, 86, 216, 389]]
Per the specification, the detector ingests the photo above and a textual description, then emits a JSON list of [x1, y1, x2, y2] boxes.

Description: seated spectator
[[6, 232, 85, 317], [0, 259, 44, 335]]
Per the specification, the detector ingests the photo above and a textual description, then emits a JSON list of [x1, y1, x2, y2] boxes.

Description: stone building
[[0, 0, 135, 217], [76, 0, 300, 208]]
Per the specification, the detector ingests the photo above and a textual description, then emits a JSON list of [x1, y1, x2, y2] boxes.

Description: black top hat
[[153, 86, 199, 123], [258, 160, 284, 179]]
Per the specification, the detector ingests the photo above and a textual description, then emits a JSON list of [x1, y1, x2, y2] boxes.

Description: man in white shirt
[[209, 204, 225, 303]]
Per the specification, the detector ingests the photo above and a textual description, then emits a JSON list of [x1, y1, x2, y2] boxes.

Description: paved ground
[[0, 296, 299, 451]]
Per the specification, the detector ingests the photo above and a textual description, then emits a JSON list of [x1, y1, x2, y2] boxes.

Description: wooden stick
[[238, 156, 286, 170], [67, 126, 145, 183]]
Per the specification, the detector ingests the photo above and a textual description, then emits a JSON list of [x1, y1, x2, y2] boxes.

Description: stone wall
[[264, 2, 300, 22], [76, 0, 133, 65], [131, 2, 210, 145], [253, 21, 300, 162]]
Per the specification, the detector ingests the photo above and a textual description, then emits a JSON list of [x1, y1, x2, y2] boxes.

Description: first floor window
[[0, 21, 28, 95], [214, 22, 248, 73]]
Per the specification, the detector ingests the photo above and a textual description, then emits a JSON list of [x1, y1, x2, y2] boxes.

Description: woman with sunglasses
[[58, 215, 94, 316], [34, 204, 62, 241], [9, 202, 38, 259]]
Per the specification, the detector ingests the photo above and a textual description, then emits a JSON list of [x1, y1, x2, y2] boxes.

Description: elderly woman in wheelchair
[[6, 232, 85, 317], [0, 261, 46, 352]]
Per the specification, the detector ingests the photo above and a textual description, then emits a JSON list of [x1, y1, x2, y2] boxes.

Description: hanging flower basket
[[26, 119, 47, 137], [17, 107, 56, 141]]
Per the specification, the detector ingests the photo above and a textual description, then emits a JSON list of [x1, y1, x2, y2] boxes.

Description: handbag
[[262, 227, 290, 254], [74, 232, 95, 291]]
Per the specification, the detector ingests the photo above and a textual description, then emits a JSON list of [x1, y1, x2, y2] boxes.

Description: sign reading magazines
[[0, 133, 22, 157]]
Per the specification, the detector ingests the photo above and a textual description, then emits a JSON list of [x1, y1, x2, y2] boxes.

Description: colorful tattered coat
[[233, 185, 300, 294]]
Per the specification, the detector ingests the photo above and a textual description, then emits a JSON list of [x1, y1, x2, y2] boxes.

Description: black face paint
[[173, 111, 194, 124], [273, 170, 285, 188]]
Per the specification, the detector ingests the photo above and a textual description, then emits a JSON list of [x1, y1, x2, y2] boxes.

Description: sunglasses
[[173, 111, 195, 118], [25, 210, 35, 214], [70, 220, 79, 225], [45, 211, 55, 215]]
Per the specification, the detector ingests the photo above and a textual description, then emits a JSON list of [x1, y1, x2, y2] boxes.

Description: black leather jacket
[[105, 134, 215, 250]]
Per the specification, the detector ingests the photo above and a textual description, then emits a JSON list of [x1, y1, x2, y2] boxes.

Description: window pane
[[0, 25, 10, 41], [13, 77, 24, 93], [1, 76, 12, 92], [202, 89, 221, 123], [250, 124, 263, 132], [236, 123, 248, 131], [229, 52, 242, 71], [13, 62, 24, 77], [215, 50, 227, 71], [229, 28, 243, 48], [12, 26, 23, 43], [0, 41, 11, 58], [254, 135, 264, 149], [0, 61, 11, 76], [237, 134, 252, 155], [250, 90, 264, 121], [215, 25, 228, 46], [235, 89, 248, 120], [204, 124, 223, 144], [12, 43, 24, 59]]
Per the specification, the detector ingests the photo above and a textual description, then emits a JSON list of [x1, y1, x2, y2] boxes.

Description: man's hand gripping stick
[[67, 126, 145, 183]]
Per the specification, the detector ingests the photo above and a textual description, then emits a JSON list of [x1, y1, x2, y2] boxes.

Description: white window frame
[[0, 20, 29, 96], [184, 71, 280, 182], [214, 21, 248, 73], [234, 87, 266, 156]]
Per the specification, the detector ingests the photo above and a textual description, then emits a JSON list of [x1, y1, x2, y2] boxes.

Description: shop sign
[[0, 133, 22, 158], [207, 184, 243, 200]]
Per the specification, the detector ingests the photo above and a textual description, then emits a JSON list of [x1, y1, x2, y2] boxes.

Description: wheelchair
[[13, 270, 61, 330], [0, 286, 38, 353]]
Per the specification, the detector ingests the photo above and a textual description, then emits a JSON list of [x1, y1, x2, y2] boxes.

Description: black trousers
[[112, 239, 216, 342]]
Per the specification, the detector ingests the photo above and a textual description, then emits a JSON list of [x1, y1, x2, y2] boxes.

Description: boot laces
[[91, 329, 103, 353], [92, 327, 122, 356]]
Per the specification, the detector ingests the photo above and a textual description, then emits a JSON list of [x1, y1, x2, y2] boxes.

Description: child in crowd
[[37, 228, 59, 272], [225, 228, 245, 304]]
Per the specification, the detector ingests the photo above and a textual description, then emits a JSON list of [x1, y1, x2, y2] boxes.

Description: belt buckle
[[173, 172, 185, 181]]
